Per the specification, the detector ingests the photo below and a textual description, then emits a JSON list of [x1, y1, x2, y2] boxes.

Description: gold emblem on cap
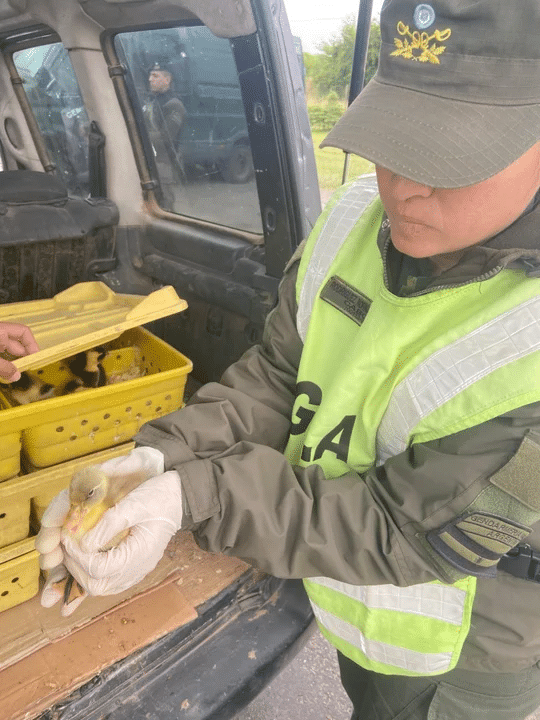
[[391, 21, 451, 64]]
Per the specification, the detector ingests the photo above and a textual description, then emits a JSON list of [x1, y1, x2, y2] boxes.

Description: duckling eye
[[87, 488, 95, 498]]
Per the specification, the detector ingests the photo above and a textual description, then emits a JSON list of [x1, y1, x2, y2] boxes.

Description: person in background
[[144, 61, 186, 207], [0, 322, 39, 381], [37, 1, 540, 717]]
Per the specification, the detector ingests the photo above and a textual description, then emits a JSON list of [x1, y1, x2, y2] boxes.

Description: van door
[[98, 3, 320, 383]]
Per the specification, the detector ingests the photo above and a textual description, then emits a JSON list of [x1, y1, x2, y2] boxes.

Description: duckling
[[44, 464, 152, 615], [63, 466, 138, 545], [7, 371, 56, 404], [66, 346, 108, 389], [60, 378, 86, 395]]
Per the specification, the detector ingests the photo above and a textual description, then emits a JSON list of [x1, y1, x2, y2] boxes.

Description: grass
[[312, 130, 374, 192]]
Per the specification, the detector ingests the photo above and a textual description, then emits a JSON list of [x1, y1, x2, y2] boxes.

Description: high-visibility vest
[[285, 178, 540, 676]]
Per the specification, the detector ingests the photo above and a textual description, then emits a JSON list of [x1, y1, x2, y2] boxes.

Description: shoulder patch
[[426, 511, 531, 578]]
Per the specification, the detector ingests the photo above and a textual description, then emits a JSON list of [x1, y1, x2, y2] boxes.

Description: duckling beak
[[63, 504, 87, 535]]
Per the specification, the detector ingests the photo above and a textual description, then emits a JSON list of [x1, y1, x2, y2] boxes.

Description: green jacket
[[136, 179, 540, 673]]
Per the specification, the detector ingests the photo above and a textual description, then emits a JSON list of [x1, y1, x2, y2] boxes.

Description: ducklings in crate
[[64, 346, 108, 391], [66, 345, 144, 390], [69, 345, 145, 388], [7, 372, 56, 404], [3, 345, 143, 405]]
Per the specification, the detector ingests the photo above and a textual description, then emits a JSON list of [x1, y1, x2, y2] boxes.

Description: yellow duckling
[[8, 371, 56, 404], [63, 466, 133, 544], [49, 464, 151, 613]]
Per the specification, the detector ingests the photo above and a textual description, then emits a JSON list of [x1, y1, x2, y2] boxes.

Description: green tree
[[303, 52, 318, 78], [307, 17, 381, 100]]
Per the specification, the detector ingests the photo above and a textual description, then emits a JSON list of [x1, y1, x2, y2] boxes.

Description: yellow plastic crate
[[0, 537, 39, 612], [0, 327, 191, 468], [0, 282, 187, 375], [0, 430, 21, 483], [0, 281, 189, 471], [0, 494, 30, 549], [0, 393, 21, 482]]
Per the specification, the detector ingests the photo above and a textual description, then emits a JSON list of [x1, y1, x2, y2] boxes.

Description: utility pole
[[342, 0, 374, 184]]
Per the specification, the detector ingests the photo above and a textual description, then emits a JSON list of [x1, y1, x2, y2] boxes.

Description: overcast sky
[[284, 0, 384, 54]]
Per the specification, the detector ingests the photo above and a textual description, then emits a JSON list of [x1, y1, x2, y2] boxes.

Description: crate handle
[[125, 286, 187, 323], [51, 282, 115, 308]]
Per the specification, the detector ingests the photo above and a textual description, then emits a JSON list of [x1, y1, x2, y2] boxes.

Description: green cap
[[321, 0, 540, 188]]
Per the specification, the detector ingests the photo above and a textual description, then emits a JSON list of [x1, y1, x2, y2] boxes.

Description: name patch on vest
[[320, 276, 371, 326]]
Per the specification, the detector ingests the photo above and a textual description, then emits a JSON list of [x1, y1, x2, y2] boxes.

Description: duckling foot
[[60, 573, 88, 616]]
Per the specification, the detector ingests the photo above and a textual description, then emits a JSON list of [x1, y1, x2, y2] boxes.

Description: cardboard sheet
[[2, 575, 197, 720], [0, 532, 249, 720], [0, 549, 181, 670]]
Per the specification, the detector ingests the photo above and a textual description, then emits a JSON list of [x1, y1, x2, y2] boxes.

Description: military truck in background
[[0, 0, 328, 718], [117, 25, 256, 184]]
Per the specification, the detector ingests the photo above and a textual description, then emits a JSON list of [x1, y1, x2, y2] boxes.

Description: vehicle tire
[[221, 141, 254, 183]]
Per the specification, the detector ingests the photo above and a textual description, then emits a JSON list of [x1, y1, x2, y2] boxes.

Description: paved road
[[235, 628, 353, 720]]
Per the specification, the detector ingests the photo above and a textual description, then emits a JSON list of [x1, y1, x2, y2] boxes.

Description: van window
[[115, 26, 263, 234], [13, 44, 90, 197]]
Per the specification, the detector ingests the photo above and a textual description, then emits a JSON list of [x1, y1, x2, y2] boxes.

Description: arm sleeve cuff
[[176, 458, 220, 525], [135, 424, 198, 467]]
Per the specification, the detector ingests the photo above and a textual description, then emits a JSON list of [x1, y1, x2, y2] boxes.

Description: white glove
[[62, 471, 183, 596], [35, 447, 180, 603]]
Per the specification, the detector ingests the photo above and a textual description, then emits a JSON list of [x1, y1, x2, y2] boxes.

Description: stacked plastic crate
[[0, 282, 190, 612]]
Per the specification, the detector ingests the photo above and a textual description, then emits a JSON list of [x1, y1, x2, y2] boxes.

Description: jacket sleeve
[[136, 262, 540, 587]]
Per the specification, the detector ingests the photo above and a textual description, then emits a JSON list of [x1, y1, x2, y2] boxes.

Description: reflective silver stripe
[[310, 603, 453, 674], [309, 577, 466, 625], [377, 295, 540, 462], [297, 176, 378, 342]]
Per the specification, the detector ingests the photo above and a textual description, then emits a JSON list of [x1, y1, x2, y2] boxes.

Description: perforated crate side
[[0, 497, 30, 549], [23, 378, 184, 467], [0, 548, 39, 612]]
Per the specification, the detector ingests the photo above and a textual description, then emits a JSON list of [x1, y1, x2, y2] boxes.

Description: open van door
[[97, 1, 321, 383]]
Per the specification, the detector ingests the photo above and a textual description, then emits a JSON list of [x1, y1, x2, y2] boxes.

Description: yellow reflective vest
[[285, 179, 540, 676]]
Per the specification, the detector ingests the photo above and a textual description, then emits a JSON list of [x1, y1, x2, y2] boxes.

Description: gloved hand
[[62, 470, 183, 596], [36, 447, 183, 604]]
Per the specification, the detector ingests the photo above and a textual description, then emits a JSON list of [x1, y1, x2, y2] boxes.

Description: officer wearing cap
[[144, 61, 186, 205], [38, 1, 540, 717]]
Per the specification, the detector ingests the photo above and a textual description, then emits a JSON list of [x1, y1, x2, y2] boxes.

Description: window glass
[[115, 26, 263, 234], [13, 44, 90, 196]]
